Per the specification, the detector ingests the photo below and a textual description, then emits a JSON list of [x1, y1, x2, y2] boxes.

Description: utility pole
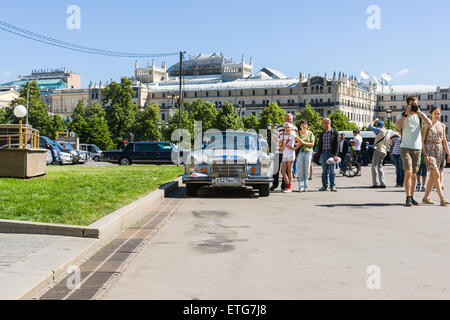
[[178, 51, 183, 132], [25, 80, 30, 126], [177, 51, 183, 166]]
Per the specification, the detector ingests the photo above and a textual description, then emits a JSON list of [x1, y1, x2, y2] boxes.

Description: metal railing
[[0, 124, 40, 150]]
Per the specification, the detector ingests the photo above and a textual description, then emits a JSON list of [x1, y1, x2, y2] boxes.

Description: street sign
[[70, 131, 76, 138], [123, 138, 129, 145]]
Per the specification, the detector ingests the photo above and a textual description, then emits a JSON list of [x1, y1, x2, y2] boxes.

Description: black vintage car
[[99, 141, 185, 165]]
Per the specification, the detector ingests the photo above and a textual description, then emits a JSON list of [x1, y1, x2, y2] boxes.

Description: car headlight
[[258, 154, 271, 167]]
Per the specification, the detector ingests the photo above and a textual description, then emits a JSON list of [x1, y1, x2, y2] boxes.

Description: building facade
[[377, 85, 450, 139], [0, 88, 19, 109]]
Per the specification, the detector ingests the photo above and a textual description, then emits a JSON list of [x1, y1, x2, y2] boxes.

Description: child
[[279, 123, 300, 193], [416, 153, 427, 192]]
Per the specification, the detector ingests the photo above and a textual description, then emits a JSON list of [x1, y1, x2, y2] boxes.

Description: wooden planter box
[[0, 149, 47, 178]]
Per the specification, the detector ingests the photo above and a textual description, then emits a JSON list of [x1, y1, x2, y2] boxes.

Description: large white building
[[133, 53, 377, 127], [377, 84, 450, 139]]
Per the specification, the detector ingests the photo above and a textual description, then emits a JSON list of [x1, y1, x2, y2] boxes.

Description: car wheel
[[259, 184, 270, 197], [119, 157, 132, 166], [186, 184, 198, 197], [94, 156, 99, 162]]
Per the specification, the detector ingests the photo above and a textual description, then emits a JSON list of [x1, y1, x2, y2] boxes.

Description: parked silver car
[[183, 131, 274, 197], [79, 144, 102, 161]]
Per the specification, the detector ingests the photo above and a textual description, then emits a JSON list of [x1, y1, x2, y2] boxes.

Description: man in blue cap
[[368, 118, 396, 188]]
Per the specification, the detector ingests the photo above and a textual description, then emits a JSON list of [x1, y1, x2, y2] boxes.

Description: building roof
[[167, 53, 233, 77], [258, 67, 287, 79], [376, 84, 438, 95], [0, 79, 68, 91], [147, 77, 299, 92]]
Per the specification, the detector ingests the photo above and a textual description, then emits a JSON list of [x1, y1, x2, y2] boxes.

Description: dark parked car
[[99, 141, 185, 165]]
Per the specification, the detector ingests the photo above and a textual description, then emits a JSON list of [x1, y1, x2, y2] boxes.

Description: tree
[[7, 81, 54, 137], [259, 102, 285, 130], [213, 101, 243, 131], [48, 114, 66, 140], [329, 110, 358, 131], [102, 77, 138, 148], [242, 114, 260, 131], [85, 116, 115, 150], [68, 101, 115, 150], [133, 103, 162, 141], [188, 99, 218, 131], [295, 103, 323, 140], [163, 108, 194, 142], [0, 108, 7, 124]]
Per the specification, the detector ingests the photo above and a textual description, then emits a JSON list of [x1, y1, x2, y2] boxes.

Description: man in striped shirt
[[270, 113, 298, 191]]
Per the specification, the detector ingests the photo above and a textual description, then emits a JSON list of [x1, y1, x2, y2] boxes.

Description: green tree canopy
[[7, 81, 54, 137], [0, 108, 7, 124], [259, 102, 285, 130], [102, 77, 138, 148], [295, 103, 323, 140], [48, 115, 67, 140], [329, 110, 358, 131], [242, 114, 260, 131], [68, 101, 115, 150], [213, 101, 243, 131], [163, 108, 194, 142], [133, 103, 162, 141], [188, 99, 218, 131]]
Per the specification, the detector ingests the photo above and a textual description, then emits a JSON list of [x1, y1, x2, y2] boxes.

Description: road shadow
[[168, 186, 260, 199], [317, 203, 404, 208]]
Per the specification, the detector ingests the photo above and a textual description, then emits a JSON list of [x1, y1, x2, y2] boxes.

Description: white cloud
[[395, 69, 409, 77]]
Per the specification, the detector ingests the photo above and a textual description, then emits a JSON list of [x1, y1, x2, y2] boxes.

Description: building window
[[217, 91, 220, 97], [289, 89, 293, 95], [328, 87, 331, 93], [264, 89, 268, 95], [183, 92, 187, 98], [240, 90, 243, 96], [277, 89, 280, 95], [228, 91, 232, 97], [162, 93, 165, 99], [205, 91, 208, 97], [194, 92, 197, 97], [252, 90, 256, 96], [152, 93, 155, 99]]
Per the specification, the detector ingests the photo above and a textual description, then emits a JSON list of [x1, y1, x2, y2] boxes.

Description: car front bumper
[[183, 174, 273, 186]]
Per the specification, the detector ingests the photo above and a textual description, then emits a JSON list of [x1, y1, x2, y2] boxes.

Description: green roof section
[[0, 79, 68, 91]]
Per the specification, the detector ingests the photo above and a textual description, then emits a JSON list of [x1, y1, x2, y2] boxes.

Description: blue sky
[[1, 0, 449, 87]]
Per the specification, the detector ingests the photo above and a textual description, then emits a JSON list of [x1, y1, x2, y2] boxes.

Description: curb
[[0, 177, 181, 239]]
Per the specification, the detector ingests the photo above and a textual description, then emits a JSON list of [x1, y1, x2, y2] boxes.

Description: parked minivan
[[79, 143, 102, 161]]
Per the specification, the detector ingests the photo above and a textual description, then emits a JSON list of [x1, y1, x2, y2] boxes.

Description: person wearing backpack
[[368, 119, 396, 188]]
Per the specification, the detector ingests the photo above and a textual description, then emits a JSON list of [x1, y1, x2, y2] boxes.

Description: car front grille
[[212, 163, 246, 177]]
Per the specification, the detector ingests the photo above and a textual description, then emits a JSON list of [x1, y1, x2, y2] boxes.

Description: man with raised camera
[[396, 96, 432, 207]]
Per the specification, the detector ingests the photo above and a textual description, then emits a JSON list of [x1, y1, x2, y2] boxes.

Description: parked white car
[[60, 151, 73, 165]]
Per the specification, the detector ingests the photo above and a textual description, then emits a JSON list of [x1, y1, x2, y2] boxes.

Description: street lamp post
[[386, 109, 392, 129], [14, 105, 27, 149]]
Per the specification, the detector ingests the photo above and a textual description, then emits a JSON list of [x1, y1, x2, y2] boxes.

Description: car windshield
[[54, 141, 65, 150], [92, 145, 101, 152], [202, 132, 259, 151], [60, 142, 74, 150]]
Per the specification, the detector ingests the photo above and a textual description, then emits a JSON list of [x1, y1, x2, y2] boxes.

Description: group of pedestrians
[[270, 114, 316, 193], [268, 95, 450, 206]]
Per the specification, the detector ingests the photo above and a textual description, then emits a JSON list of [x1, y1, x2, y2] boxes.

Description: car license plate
[[214, 177, 242, 186]]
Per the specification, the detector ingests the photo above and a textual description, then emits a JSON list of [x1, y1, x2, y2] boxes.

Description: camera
[[411, 104, 419, 112]]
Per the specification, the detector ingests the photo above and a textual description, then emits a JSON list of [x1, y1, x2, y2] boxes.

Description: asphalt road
[[102, 165, 450, 300]]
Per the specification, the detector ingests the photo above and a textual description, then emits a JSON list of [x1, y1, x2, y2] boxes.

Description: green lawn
[[0, 165, 183, 226]]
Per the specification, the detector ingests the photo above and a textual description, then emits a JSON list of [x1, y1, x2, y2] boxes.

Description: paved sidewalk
[[0, 233, 96, 299]]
